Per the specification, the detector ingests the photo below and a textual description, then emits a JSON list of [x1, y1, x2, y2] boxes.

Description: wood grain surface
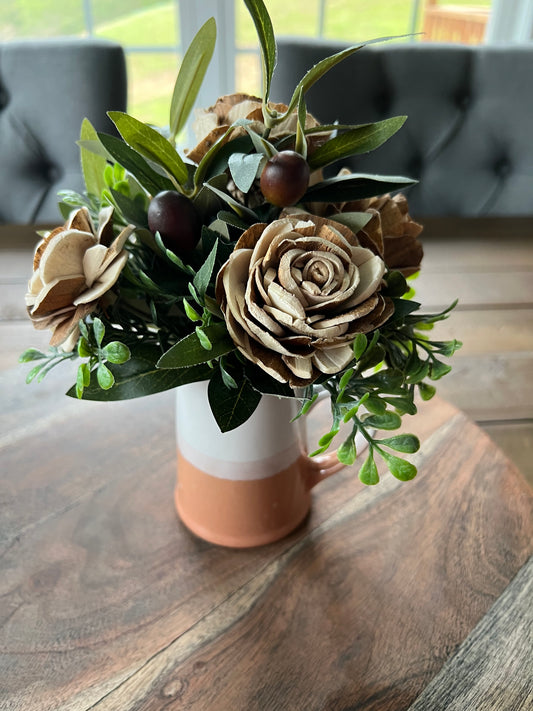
[[408, 556, 533, 711], [1, 218, 533, 710], [1, 363, 532, 710]]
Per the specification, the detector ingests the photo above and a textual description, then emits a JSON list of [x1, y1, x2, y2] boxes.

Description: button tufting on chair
[[271, 40, 533, 217], [0, 38, 127, 225]]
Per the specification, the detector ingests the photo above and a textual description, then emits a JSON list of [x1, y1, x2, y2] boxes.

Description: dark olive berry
[[259, 150, 311, 207], [147, 190, 200, 255]]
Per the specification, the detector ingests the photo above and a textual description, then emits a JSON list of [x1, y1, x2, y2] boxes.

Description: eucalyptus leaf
[[108, 111, 188, 186], [157, 323, 235, 368], [208, 368, 262, 432], [228, 152, 264, 193], [80, 119, 107, 198], [169, 17, 217, 142], [303, 173, 416, 203]]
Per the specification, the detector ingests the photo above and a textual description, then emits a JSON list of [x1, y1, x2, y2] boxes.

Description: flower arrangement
[[20, 0, 461, 485]]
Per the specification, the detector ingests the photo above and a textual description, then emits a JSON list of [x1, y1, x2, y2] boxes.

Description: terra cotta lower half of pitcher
[[175, 381, 344, 548]]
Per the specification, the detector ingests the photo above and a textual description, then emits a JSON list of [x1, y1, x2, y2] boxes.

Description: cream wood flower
[[216, 214, 392, 386], [187, 93, 328, 164], [25, 206, 134, 351]]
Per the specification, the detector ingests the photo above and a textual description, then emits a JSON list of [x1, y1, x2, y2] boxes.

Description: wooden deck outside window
[[423, 0, 490, 44]]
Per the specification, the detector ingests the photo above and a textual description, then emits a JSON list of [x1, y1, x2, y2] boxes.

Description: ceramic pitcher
[[175, 381, 345, 548]]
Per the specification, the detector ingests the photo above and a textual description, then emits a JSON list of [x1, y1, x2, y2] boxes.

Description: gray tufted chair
[[0, 38, 127, 225], [270, 40, 533, 217]]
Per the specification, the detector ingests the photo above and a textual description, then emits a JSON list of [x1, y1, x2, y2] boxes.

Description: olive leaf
[[157, 323, 235, 368], [308, 117, 407, 170], [243, 0, 277, 105], [108, 111, 189, 186], [98, 133, 174, 195], [169, 17, 217, 143], [80, 119, 107, 198]]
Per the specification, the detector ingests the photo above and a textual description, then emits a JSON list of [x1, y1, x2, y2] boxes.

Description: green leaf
[[303, 173, 416, 203], [202, 179, 259, 220], [418, 382, 436, 401], [295, 90, 308, 158], [80, 119, 107, 198], [193, 240, 218, 298], [67, 345, 211, 400], [337, 431, 357, 466], [308, 117, 406, 170], [353, 332, 368, 360], [318, 428, 339, 448], [243, 0, 277, 103], [183, 299, 202, 322], [19, 348, 46, 363], [429, 359, 452, 381], [380, 451, 417, 481], [157, 323, 235, 368], [98, 133, 174, 195], [110, 188, 149, 229], [359, 450, 379, 485], [228, 152, 264, 193], [283, 33, 412, 118], [76, 364, 86, 399], [195, 326, 212, 350], [97, 362, 115, 390], [219, 360, 238, 389], [102, 341, 131, 365], [363, 411, 402, 430], [108, 111, 188, 186], [365, 395, 387, 415], [169, 17, 217, 142], [383, 270, 409, 298], [77, 338, 92, 358], [93, 318, 105, 346], [208, 368, 262, 432], [379, 434, 420, 454], [329, 211, 372, 234]]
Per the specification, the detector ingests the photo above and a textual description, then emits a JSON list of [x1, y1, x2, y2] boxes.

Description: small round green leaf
[[97, 363, 115, 390], [359, 451, 379, 485], [102, 341, 131, 364]]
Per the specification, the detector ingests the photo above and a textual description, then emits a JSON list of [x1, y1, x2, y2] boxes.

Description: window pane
[[0, 0, 85, 39], [93, 0, 178, 47], [126, 52, 180, 127]]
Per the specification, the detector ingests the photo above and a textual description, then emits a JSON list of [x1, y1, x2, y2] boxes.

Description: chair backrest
[[271, 40, 533, 217], [0, 38, 127, 225]]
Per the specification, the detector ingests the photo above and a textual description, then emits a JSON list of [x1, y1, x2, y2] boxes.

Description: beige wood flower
[[216, 214, 392, 386], [187, 93, 328, 164], [25, 207, 133, 351]]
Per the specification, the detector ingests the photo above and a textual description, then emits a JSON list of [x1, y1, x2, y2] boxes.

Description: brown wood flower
[[187, 93, 328, 164], [25, 206, 133, 351], [216, 214, 392, 386]]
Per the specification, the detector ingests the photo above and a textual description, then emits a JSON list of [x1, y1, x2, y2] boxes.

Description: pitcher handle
[[299, 388, 347, 490]]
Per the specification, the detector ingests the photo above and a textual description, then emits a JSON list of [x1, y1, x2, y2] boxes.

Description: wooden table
[[1, 218, 532, 710]]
